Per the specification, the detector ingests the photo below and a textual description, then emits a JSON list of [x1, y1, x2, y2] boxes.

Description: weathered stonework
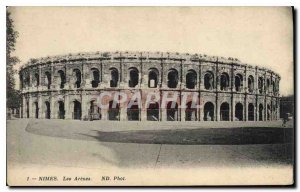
[[19, 51, 280, 121]]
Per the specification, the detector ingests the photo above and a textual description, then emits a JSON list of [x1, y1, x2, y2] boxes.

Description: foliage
[[7, 9, 21, 108]]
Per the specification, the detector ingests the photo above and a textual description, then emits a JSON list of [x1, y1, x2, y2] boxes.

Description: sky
[[9, 7, 293, 96]]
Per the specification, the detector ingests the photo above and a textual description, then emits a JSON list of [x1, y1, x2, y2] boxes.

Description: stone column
[[28, 95, 33, 118], [50, 96, 56, 119], [38, 94, 43, 119], [22, 95, 26, 118], [65, 94, 71, 119]]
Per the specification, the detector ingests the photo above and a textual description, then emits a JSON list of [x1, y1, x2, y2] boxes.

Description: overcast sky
[[9, 7, 293, 96]]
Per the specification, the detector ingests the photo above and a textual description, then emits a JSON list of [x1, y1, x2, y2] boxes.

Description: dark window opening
[[167, 69, 178, 88], [129, 68, 139, 88], [45, 72, 51, 89], [148, 70, 158, 88], [73, 69, 81, 88], [186, 70, 197, 89], [220, 73, 230, 91], [34, 73, 39, 87], [258, 77, 264, 94], [235, 74, 243, 92], [91, 69, 100, 88], [110, 69, 119, 88], [248, 75, 254, 93], [204, 72, 214, 90], [58, 70, 66, 89]]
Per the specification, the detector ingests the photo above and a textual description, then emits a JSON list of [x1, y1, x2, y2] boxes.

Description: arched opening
[[185, 101, 197, 121], [258, 77, 264, 94], [186, 70, 197, 89], [266, 79, 270, 93], [89, 100, 100, 120], [108, 100, 119, 120], [58, 70, 66, 89], [259, 104, 264, 121], [267, 104, 271, 121], [128, 67, 139, 88], [34, 73, 39, 87], [167, 69, 178, 88], [167, 101, 178, 121], [235, 74, 243, 92], [204, 72, 214, 90], [272, 80, 275, 93], [34, 102, 39, 118], [220, 72, 230, 91], [235, 103, 243, 121], [127, 100, 140, 121], [73, 69, 81, 88], [248, 103, 254, 121], [91, 68, 100, 88], [73, 100, 81, 120], [110, 68, 119, 88], [248, 75, 254, 93], [148, 69, 158, 88], [147, 102, 159, 121], [204, 102, 214, 121], [58, 101, 65, 119], [220, 102, 229, 121], [45, 72, 51, 89], [45, 101, 51, 119], [26, 101, 29, 118]]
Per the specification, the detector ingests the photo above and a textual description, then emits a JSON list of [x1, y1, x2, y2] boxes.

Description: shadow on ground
[[79, 128, 293, 145]]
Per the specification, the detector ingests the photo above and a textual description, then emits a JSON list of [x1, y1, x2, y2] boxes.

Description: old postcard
[[6, 6, 294, 186]]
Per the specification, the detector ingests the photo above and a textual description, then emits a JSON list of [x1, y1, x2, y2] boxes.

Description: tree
[[7, 9, 20, 109]]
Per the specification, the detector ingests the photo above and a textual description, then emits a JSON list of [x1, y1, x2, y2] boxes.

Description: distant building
[[19, 51, 280, 121]]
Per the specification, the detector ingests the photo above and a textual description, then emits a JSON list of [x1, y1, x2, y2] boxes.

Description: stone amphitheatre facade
[[19, 51, 280, 122]]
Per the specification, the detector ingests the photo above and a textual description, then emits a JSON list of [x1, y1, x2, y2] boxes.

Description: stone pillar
[[28, 95, 33, 118], [50, 96, 56, 119], [120, 107, 126, 121], [81, 94, 88, 120], [22, 95, 26, 118], [141, 107, 147, 121], [38, 94, 43, 119], [65, 94, 71, 119]]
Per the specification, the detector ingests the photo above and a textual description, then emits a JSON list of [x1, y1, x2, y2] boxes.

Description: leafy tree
[[7, 9, 20, 109]]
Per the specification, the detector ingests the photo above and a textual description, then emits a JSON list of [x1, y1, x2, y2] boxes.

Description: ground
[[7, 119, 294, 186]]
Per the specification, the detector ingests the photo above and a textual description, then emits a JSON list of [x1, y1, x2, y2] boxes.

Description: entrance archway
[[259, 104, 263, 121], [220, 102, 229, 121], [58, 101, 65, 119], [89, 100, 100, 120], [248, 103, 254, 121], [45, 101, 51, 119], [235, 103, 243, 121], [185, 101, 197, 121], [167, 101, 178, 121], [73, 100, 81, 120], [127, 101, 140, 121], [147, 102, 159, 121], [34, 102, 39, 118], [204, 102, 214, 121], [108, 100, 119, 120]]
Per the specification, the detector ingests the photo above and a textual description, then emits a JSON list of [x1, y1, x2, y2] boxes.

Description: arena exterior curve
[[19, 51, 280, 122]]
